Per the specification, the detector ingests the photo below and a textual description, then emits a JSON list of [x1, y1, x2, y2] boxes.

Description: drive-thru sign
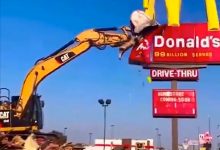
[[150, 69, 199, 81]]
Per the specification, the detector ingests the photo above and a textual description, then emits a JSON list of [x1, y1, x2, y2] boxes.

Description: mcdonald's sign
[[130, 0, 220, 66], [129, 23, 220, 65], [153, 23, 220, 64]]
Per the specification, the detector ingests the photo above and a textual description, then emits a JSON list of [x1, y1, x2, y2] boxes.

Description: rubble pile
[[0, 132, 79, 150]]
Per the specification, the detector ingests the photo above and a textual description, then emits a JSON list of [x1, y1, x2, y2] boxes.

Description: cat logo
[[55, 52, 76, 64], [61, 53, 70, 62], [0, 111, 9, 119]]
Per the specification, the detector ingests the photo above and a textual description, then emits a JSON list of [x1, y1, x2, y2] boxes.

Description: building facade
[[84, 138, 154, 150]]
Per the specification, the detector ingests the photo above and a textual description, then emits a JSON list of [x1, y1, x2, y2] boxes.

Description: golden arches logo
[[143, 0, 219, 30]]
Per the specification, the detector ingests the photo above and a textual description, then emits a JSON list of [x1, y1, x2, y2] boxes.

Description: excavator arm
[[15, 27, 133, 118]]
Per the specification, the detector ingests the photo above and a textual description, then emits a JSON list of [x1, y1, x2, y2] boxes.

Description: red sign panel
[[129, 26, 164, 65], [153, 89, 197, 118], [150, 69, 199, 81], [153, 23, 220, 64], [129, 23, 220, 66]]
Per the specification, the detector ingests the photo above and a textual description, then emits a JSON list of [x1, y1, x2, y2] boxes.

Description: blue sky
[[1, 0, 220, 149]]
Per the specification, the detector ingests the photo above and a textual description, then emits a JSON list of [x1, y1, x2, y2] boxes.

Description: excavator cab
[[0, 88, 44, 132]]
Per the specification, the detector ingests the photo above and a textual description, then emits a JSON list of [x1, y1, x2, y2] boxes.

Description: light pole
[[98, 99, 111, 150], [155, 128, 161, 149], [198, 126, 201, 149], [111, 124, 115, 139], [89, 132, 93, 145], [208, 116, 211, 134], [63, 127, 67, 136], [158, 133, 162, 149], [217, 125, 220, 149]]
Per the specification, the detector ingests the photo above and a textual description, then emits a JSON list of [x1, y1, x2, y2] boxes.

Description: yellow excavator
[[0, 27, 134, 137]]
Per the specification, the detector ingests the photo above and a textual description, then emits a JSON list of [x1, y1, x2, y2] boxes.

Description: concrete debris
[[0, 133, 76, 150]]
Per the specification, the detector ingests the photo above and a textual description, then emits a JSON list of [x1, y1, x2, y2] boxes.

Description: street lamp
[[155, 128, 162, 149], [89, 132, 93, 145], [208, 116, 211, 134], [63, 127, 67, 136], [217, 125, 220, 149], [98, 99, 111, 150], [110, 124, 115, 139], [155, 128, 159, 148], [158, 133, 162, 149]]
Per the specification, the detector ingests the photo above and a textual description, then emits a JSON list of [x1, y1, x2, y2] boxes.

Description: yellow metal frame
[[205, 0, 219, 30], [143, 0, 155, 21], [143, 0, 219, 30], [165, 0, 182, 26]]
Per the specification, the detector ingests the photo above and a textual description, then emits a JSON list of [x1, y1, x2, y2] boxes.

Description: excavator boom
[[14, 27, 132, 118]]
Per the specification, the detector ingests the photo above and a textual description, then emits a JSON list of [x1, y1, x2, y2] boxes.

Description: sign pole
[[171, 80, 178, 150]]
